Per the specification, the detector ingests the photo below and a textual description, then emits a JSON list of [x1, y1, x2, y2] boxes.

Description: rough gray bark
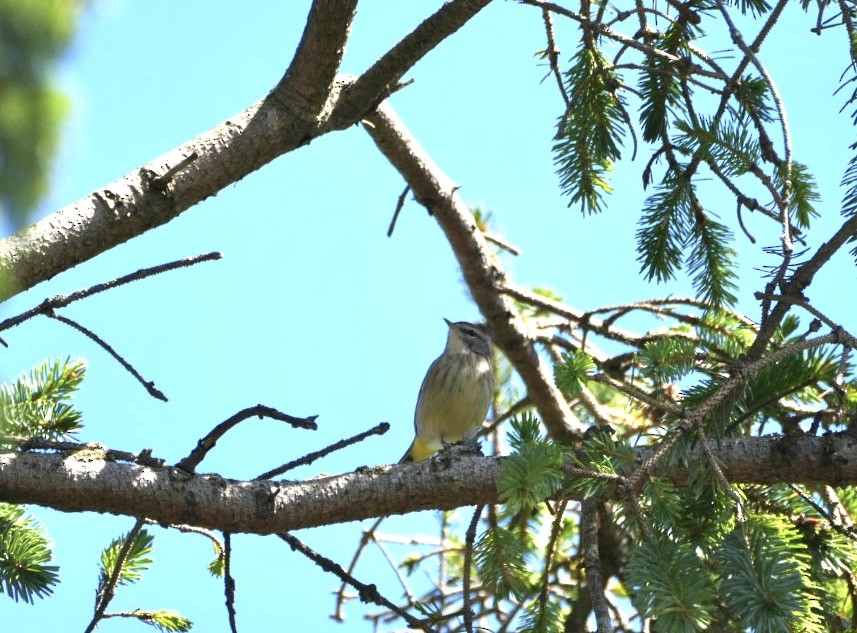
[[2, 435, 854, 533], [0, 0, 493, 302]]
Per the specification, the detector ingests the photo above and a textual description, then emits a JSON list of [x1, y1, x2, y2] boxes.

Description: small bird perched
[[401, 319, 494, 463]]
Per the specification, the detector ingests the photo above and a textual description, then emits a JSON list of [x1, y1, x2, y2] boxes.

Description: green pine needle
[[554, 351, 595, 398], [638, 22, 695, 142], [842, 144, 857, 219], [473, 527, 531, 601], [775, 161, 820, 230], [507, 412, 544, 452], [685, 210, 738, 307], [628, 537, 716, 632], [518, 596, 564, 633], [569, 427, 635, 498], [0, 503, 59, 603], [636, 173, 693, 285], [499, 443, 564, 515], [640, 336, 698, 384], [130, 609, 192, 632], [674, 116, 763, 178], [554, 43, 626, 214], [98, 529, 155, 590], [0, 357, 86, 444], [716, 516, 825, 633], [732, 74, 775, 123]]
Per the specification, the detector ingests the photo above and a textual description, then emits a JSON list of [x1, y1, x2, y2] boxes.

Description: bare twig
[[15, 437, 165, 467], [753, 291, 851, 336], [789, 484, 857, 542], [746, 213, 857, 362], [279, 531, 433, 631], [0, 252, 222, 400], [534, 499, 569, 625], [46, 311, 168, 401], [0, 252, 222, 334], [331, 0, 494, 127], [176, 404, 318, 473], [255, 421, 389, 480], [462, 504, 484, 633], [223, 532, 238, 633], [540, 7, 571, 107], [387, 184, 411, 237], [148, 151, 200, 190], [483, 231, 522, 256]]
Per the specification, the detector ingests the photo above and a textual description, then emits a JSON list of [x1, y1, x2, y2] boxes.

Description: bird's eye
[[460, 325, 484, 341]]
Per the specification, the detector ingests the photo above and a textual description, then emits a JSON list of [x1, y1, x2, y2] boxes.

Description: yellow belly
[[407, 352, 493, 461]]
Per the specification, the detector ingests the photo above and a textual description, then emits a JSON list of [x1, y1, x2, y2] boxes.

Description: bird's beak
[[443, 317, 453, 328]]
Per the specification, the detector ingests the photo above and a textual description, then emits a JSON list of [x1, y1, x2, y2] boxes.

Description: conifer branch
[[85, 518, 147, 633], [6, 437, 857, 532]]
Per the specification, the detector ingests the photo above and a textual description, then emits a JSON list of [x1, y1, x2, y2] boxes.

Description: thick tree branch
[[271, 0, 357, 118], [329, 0, 495, 127], [0, 0, 494, 303], [362, 102, 584, 445], [3, 435, 857, 534], [0, 0, 355, 304]]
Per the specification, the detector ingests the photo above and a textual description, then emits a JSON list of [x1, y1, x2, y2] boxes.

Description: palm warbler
[[401, 319, 494, 462]]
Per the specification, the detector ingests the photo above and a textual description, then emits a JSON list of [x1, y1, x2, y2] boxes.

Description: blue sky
[[3, 1, 856, 631]]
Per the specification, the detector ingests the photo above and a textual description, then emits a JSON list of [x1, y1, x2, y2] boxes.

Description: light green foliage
[[697, 308, 756, 358], [640, 336, 698, 384], [473, 527, 531, 601], [0, 356, 86, 446], [95, 528, 193, 629], [716, 517, 825, 633], [638, 23, 693, 143], [0, 503, 59, 603], [99, 529, 155, 589], [0, 358, 84, 605], [627, 537, 716, 632], [499, 415, 565, 514], [129, 609, 192, 632], [636, 171, 739, 306], [553, 44, 626, 214], [775, 161, 820, 229], [681, 320, 841, 437], [568, 426, 635, 499], [207, 540, 225, 577], [518, 596, 564, 633], [0, 0, 81, 230], [553, 351, 595, 398], [411, 598, 445, 624]]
